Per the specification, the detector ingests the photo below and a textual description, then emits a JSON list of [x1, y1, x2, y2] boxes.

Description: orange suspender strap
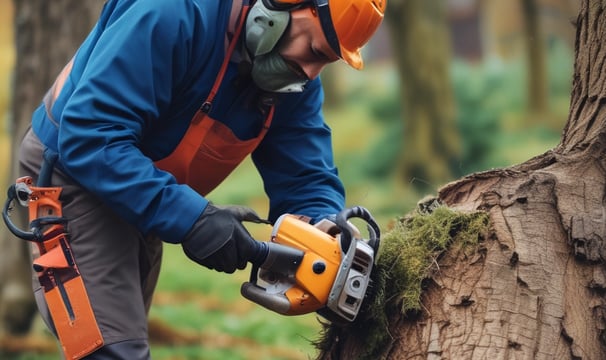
[[199, 1, 252, 120], [158, 1, 275, 174]]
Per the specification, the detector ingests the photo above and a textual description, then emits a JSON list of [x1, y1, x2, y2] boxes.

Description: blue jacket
[[31, 0, 345, 243]]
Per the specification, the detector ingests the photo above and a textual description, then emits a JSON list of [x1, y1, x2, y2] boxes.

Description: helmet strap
[[313, 0, 341, 57]]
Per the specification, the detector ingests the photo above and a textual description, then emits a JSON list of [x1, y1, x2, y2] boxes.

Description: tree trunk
[[317, 1, 606, 358], [386, 0, 460, 193], [522, 0, 549, 116], [0, 0, 103, 336]]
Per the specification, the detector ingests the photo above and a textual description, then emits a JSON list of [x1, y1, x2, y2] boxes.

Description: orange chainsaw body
[[271, 215, 342, 315]]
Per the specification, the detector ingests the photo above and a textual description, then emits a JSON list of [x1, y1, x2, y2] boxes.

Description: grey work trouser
[[19, 128, 163, 359]]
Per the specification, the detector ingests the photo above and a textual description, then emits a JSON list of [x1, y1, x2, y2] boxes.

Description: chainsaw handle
[[247, 240, 305, 287], [241, 282, 291, 315], [248, 241, 304, 271], [335, 206, 381, 254], [248, 240, 270, 267], [242, 242, 305, 315]]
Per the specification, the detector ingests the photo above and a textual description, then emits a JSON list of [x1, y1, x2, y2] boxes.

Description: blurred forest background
[[0, 0, 579, 359]]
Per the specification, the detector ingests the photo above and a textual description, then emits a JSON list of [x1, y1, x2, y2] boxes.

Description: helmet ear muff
[[246, 0, 291, 56]]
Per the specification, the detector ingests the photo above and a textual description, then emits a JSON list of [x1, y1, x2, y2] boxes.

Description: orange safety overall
[[155, 2, 274, 195], [45, 6, 273, 197]]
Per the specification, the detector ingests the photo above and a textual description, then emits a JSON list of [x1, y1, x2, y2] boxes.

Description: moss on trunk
[[316, 199, 490, 360]]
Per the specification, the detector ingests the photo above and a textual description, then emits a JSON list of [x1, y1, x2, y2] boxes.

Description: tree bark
[[318, 1, 606, 358], [0, 0, 103, 335]]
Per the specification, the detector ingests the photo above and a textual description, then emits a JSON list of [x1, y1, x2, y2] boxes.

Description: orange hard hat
[[262, 0, 386, 70]]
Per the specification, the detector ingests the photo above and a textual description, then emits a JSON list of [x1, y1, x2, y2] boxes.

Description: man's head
[[245, 0, 386, 93]]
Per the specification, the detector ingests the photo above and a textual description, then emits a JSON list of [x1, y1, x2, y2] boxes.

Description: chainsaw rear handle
[[248, 240, 304, 273], [241, 281, 291, 314]]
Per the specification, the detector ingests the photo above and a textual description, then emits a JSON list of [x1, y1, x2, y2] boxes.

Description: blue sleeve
[[252, 79, 346, 223], [57, 0, 213, 242]]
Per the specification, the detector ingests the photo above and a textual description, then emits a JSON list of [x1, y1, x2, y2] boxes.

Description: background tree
[[0, 0, 103, 337], [385, 0, 460, 193], [522, 0, 549, 117], [318, 0, 606, 358]]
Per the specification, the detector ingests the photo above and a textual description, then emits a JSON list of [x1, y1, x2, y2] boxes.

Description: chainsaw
[[241, 206, 380, 323]]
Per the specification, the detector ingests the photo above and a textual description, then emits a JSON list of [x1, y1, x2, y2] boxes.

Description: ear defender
[[250, 0, 387, 70], [245, 1, 291, 57]]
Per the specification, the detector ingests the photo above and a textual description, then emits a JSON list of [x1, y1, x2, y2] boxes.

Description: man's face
[[245, 3, 341, 93], [276, 7, 340, 81]]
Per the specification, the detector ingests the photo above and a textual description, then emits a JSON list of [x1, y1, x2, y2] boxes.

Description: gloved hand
[[181, 204, 268, 273]]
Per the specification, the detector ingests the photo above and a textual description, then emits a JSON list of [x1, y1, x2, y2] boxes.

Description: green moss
[[374, 204, 488, 314], [315, 201, 490, 360]]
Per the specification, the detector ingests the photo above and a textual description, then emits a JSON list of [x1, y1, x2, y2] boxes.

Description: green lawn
[[149, 244, 323, 360]]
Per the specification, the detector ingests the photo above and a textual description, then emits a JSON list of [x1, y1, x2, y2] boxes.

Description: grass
[[149, 245, 323, 360]]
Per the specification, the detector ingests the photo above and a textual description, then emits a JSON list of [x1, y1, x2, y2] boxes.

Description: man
[[17, 0, 386, 358]]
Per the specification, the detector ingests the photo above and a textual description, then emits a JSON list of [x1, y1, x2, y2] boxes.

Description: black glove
[[181, 204, 268, 273]]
